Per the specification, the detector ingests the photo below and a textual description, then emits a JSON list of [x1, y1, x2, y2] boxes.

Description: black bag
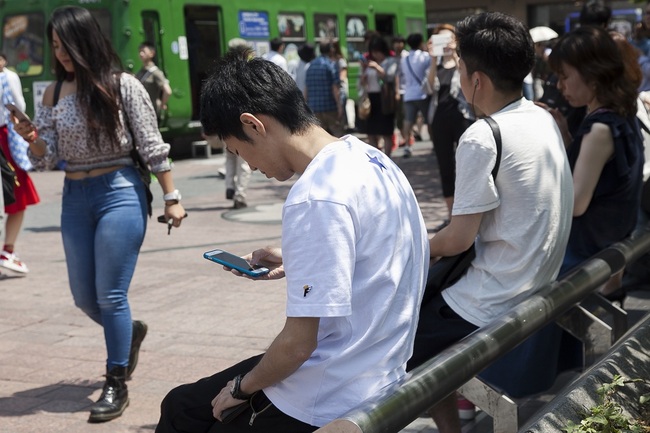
[[130, 148, 153, 217], [422, 117, 502, 303], [0, 147, 16, 206]]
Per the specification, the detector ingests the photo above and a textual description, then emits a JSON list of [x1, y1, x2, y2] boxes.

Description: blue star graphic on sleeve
[[366, 153, 386, 171]]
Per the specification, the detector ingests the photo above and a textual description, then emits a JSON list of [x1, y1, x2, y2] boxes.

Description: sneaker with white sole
[[0, 251, 29, 274]]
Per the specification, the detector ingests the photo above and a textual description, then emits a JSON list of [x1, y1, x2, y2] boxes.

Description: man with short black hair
[[155, 51, 429, 433], [408, 12, 573, 433], [136, 41, 172, 123]]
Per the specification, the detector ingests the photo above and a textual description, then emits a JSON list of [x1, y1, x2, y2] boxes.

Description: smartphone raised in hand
[[203, 249, 270, 278], [5, 103, 30, 122]]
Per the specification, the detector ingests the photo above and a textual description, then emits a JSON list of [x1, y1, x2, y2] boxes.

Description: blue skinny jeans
[[61, 166, 147, 369]]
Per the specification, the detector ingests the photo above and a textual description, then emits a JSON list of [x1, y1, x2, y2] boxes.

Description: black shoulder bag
[[422, 116, 502, 305]]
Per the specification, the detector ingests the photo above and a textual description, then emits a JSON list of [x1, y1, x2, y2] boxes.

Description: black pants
[[156, 354, 318, 433], [407, 294, 478, 371], [431, 113, 472, 198]]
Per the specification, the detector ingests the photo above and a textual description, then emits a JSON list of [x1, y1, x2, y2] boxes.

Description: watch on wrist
[[163, 189, 181, 203], [230, 374, 253, 400]]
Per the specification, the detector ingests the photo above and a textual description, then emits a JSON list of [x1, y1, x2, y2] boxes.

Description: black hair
[[270, 37, 284, 52], [391, 35, 405, 44], [0, 53, 6, 62], [318, 41, 332, 56], [455, 12, 534, 93], [48, 6, 123, 148], [579, 0, 612, 28], [200, 52, 318, 141], [548, 26, 638, 117], [367, 36, 391, 57], [298, 43, 316, 63], [139, 41, 156, 51], [406, 33, 424, 50]]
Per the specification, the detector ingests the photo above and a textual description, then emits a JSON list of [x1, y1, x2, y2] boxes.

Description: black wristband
[[230, 374, 253, 400]]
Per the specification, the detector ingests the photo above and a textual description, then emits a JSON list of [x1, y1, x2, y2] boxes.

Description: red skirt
[[0, 126, 40, 214]]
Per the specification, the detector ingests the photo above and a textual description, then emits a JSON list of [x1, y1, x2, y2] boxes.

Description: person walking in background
[[0, 53, 39, 275], [400, 33, 430, 159], [262, 37, 288, 72], [392, 35, 410, 151], [13, 6, 186, 422], [222, 39, 254, 209], [156, 49, 428, 433], [360, 36, 400, 156], [305, 41, 344, 137], [136, 41, 172, 125], [329, 40, 351, 131], [425, 24, 474, 229], [295, 43, 315, 97]]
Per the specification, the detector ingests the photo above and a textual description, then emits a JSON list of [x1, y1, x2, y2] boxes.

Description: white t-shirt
[[262, 50, 288, 72], [263, 135, 429, 427], [443, 98, 573, 326]]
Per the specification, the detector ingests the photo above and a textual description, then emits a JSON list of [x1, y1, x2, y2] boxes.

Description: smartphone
[[203, 249, 270, 277], [5, 103, 30, 122]]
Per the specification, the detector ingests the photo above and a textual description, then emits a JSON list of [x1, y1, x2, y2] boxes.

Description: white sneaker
[[0, 251, 29, 274]]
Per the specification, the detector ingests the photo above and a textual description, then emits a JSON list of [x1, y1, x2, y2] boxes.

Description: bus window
[[278, 13, 305, 42], [406, 18, 425, 36], [1, 13, 45, 76], [314, 14, 338, 41], [142, 11, 164, 70], [346, 15, 367, 62], [375, 14, 396, 37], [184, 5, 223, 120]]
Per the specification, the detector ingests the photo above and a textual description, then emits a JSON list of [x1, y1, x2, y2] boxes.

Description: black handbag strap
[[483, 116, 502, 180]]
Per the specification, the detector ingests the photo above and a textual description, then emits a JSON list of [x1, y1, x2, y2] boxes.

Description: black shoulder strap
[[53, 80, 63, 106], [483, 116, 502, 180]]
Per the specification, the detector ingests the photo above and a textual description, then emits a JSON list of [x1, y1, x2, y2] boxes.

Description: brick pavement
[[1, 137, 648, 433]]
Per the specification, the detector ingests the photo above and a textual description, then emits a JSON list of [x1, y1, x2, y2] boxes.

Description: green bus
[[0, 0, 426, 156]]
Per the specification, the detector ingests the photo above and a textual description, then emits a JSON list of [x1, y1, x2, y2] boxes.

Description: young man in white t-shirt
[[407, 12, 574, 433], [155, 51, 429, 432]]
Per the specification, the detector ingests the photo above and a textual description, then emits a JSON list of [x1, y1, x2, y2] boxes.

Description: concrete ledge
[[522, 313, 650, 433]]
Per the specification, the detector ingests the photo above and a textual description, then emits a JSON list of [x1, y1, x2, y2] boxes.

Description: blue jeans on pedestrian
[[61, 166, 147, 369]]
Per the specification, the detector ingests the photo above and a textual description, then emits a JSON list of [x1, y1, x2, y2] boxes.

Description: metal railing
[[315, 226, 650, 433]]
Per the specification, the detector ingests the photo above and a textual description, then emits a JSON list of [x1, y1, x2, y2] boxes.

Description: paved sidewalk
[[1, 137, 648, 433]]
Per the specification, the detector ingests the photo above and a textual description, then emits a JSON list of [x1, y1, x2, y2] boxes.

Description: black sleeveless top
[[565, 109, 644, 262]]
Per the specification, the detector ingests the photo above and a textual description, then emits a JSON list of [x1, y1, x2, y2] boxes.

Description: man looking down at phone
[[155, 51, 429, 432]]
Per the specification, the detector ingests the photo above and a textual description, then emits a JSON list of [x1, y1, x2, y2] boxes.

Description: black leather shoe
[[226, 188, 235, 200], [127, 320, 148, 378], [88, 366, 129, 422]]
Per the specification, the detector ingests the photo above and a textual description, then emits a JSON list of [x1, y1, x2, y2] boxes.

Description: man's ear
[[240, 113, 266, 137]]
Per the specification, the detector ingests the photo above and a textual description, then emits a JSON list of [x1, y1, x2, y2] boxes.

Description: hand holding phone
[[203, 249, 270, 277], [5, 103, 30, 122]]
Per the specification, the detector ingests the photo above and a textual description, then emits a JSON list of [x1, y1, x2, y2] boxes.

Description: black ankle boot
[[127, 320, 148, 378], [88, 366, 129, 422]]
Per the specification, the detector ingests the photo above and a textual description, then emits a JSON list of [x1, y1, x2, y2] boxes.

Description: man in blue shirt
[[305, 41, 344, 137]]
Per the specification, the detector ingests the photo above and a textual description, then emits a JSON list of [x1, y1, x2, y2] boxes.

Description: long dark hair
[[548, 26, 638, 117], [47, 6, 123, 147]]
